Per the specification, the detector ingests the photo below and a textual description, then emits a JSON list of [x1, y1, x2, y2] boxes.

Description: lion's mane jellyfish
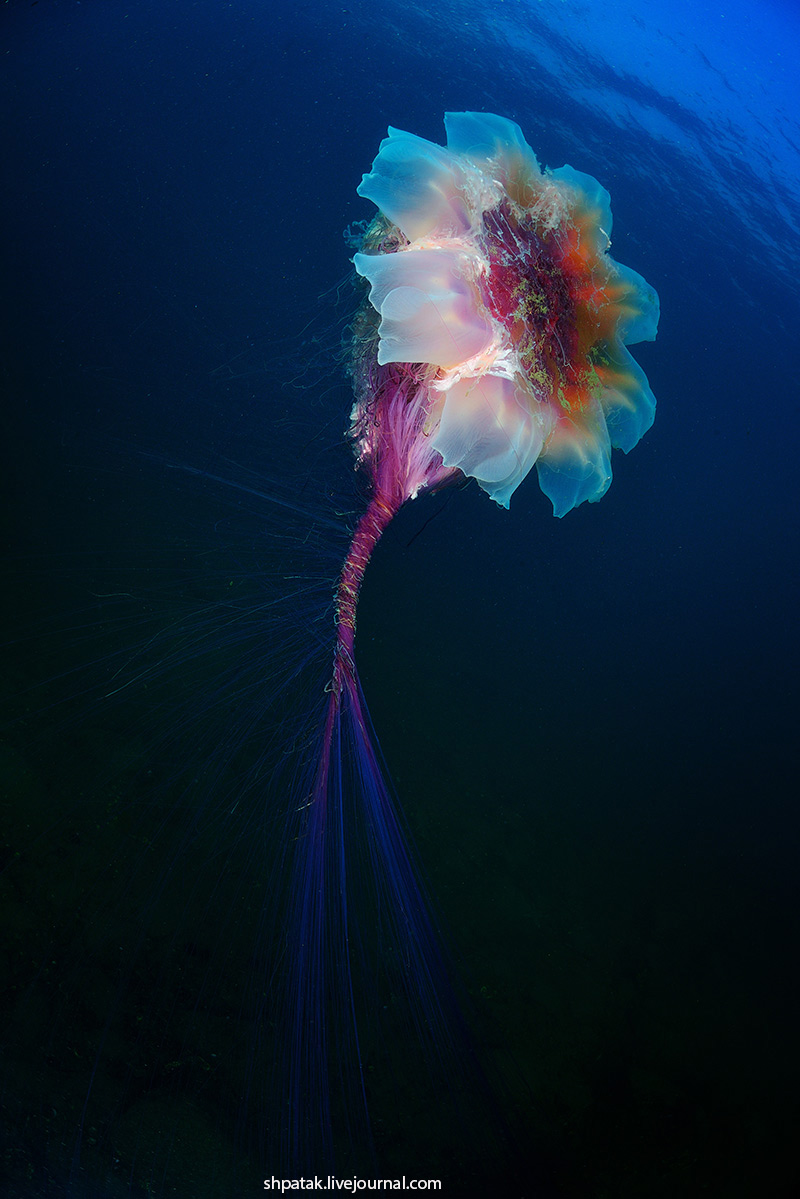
[[284, 112, 659, 1168]]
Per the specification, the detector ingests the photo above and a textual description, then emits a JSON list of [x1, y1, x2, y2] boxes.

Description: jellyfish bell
[[352, 111, 659, 515]]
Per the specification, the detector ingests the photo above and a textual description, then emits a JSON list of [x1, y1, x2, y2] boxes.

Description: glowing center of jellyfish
[[480, 200, 580, 393]]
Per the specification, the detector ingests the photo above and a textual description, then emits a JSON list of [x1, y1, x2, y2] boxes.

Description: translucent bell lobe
[[353, 248, 493, 370], [356, 129, 472, 241], [432, 375, 555, 509]]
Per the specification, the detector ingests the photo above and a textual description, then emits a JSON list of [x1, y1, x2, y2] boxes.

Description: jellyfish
[[282, 112, 659, 1170]]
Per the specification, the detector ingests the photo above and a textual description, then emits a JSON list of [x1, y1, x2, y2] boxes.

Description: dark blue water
[[2, 1, 798, 1195]]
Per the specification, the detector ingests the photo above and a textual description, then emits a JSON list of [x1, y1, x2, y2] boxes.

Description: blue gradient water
[[2, 1, 798, 1195]]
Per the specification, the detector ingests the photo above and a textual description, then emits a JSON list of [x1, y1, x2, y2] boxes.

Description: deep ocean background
[[2, 1, 798, 1196]]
